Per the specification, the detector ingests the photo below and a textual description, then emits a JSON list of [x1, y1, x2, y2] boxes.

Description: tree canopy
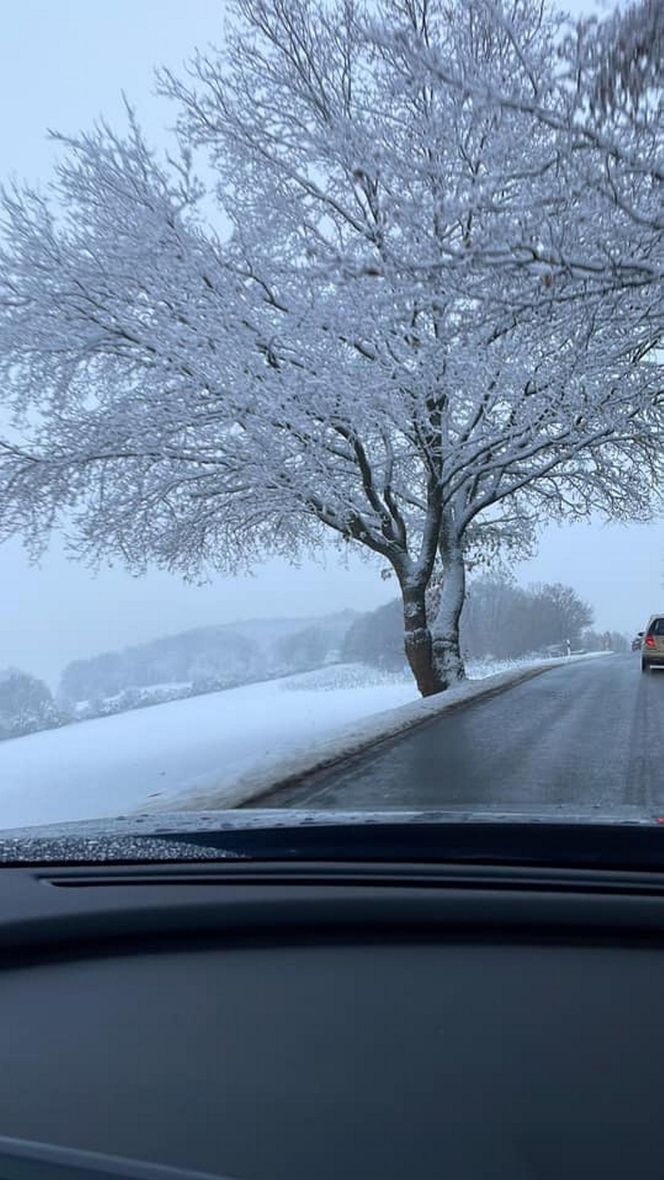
[[0, 0, 661, 696]]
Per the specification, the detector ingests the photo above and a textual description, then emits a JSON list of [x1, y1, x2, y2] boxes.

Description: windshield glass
[[0, 0, 662, 853]]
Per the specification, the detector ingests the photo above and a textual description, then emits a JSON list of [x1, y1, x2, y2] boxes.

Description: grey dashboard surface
[[0, 859, 661, 1179]]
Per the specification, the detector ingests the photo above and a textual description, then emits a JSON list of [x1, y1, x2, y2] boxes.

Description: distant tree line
[[57, 614, 352, 713], [0, 613, 357, 741], [582, 630, 630, 655], [342, 579, 628, 670], [59, 628, 258, 707], [461, 580, 594, 661]]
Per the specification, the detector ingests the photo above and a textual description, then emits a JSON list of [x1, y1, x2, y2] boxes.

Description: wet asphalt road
[[260, 655, 664, 813]]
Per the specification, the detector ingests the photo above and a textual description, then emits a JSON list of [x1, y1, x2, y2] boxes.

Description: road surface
[[258, 655, 664, 812]]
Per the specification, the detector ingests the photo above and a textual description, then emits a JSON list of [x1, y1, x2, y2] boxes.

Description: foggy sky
[[2, 0, 660, 689]]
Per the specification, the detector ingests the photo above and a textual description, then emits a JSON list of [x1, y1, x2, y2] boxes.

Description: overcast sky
[[2, 0, 660, 688]]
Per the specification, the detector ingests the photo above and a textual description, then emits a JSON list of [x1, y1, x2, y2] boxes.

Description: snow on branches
[[0, 0, 661, 695]]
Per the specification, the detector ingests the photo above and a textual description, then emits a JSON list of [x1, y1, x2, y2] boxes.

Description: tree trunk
[[431, 533, 467, 686], [401, 580, 445, 697]]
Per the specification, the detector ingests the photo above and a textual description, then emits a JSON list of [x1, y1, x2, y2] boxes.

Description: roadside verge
[[152, 652, 609, 814]]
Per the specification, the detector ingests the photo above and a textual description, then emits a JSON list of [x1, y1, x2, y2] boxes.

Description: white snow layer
[[0, 656, 607, 829]]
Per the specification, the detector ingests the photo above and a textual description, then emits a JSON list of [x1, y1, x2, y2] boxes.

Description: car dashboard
[[0, 822, 663, 1179]]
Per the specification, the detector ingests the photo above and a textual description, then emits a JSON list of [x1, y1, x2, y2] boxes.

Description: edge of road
[[153, 651, 611, 814]]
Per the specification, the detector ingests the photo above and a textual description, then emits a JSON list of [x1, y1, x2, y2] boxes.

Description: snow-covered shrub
[[0, 668, 69, 740]]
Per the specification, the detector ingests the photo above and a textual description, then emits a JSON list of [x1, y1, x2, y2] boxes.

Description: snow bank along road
[[253, 655, 661, 813]]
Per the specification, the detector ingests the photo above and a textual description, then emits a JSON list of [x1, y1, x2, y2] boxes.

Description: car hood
[[0, 806, 659, 865]]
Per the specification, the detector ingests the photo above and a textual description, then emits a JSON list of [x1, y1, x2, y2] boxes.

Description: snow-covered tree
[[524, 583, 594, 649], [398, 0, 663, 355], [0, 0, 661, 697], [0, 668, 66, 740], [583, 0, 663, 118]]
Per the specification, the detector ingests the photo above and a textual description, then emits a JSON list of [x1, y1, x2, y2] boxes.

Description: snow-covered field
[[0, 657, 589, 830], [0, 664, 418, 829]]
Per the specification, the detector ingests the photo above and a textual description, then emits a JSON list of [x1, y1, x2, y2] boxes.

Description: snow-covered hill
[[58, 610, 358, 717]]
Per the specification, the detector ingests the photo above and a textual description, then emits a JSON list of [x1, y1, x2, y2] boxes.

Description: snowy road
[[255, 655, 664, 812]]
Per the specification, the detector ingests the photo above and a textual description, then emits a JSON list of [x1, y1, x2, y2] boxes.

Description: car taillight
[[645, 634, 657, 649]]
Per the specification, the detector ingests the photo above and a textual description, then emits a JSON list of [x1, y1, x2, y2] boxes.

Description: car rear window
[[648, 619, 664, 635]]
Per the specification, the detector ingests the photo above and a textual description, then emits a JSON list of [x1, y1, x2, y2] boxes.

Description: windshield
[[0, 0, 662, 854]]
